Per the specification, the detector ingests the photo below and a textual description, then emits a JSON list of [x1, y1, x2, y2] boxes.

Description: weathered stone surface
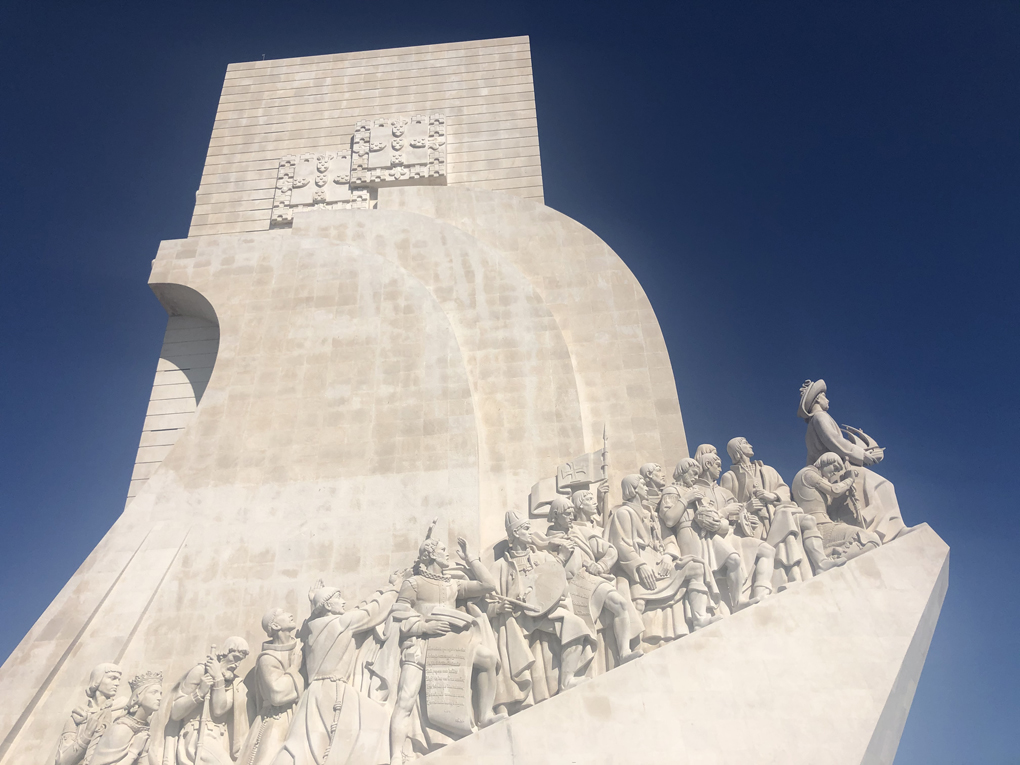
[[419, 524, 948, 765]]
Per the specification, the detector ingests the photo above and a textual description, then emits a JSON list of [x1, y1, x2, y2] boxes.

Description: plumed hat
[[798, 379, 827, 421], [505, 508, 528, 538]]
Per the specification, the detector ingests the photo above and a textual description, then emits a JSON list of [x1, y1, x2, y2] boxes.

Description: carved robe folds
[[546, 525, 642, 670], [609, 501, 704, 643], [805, 410, 906, 541], [148, 667, 247, 765], [721, 462, 812, 584], [271, 587, 399, 765], [489, 550, 595, 710], [236, 641, 304, 765], [88, 717, 149, 765]]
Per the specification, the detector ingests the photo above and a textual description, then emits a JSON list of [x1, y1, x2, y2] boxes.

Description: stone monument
[[0, 37, 947, 765]]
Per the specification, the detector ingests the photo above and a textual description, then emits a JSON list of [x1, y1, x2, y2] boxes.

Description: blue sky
[[1, 1, 1017, 761]]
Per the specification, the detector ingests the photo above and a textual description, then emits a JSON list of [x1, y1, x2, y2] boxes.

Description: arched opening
[[125, 284, 219, 505]]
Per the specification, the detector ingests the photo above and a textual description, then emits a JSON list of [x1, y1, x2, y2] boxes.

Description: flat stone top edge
[[226, 35, 531, 73]]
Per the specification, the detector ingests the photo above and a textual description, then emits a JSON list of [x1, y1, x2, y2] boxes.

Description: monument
[[0, 37, 947, 765]]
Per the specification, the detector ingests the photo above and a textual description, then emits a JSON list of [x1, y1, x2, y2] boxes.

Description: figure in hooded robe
[[271, 577, 400, 765]]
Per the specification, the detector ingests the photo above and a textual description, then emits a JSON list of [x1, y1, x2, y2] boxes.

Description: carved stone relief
[[270, 113, 446, 229], [54, 378, 911, 765]]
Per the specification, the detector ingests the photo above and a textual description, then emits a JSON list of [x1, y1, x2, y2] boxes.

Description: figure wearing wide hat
[[798, 379, 908, 542]]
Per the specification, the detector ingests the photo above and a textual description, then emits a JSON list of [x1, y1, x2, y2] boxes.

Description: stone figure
[[792, 452, 881, 561], [659, 458, 742, 612], [272, 578, 400, 765], [799, 379, 908, 541], [54, 663, 125, 765], [235, 609, 305, 765], [88, 671, 162, 765], [150, 637, 250, 765], [488, 510, 596, 712], [546, 496, 643, 667], [694, 449, 776, 607], [388, 530, 504, 764], [720, 437, 813, 584], [606, 475, 714, 645]]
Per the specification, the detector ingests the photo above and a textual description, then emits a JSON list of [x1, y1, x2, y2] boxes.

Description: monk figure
[[236, 609, 304, 765]]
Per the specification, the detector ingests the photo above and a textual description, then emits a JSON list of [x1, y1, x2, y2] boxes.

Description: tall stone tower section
[[0, 37, 688, 761]]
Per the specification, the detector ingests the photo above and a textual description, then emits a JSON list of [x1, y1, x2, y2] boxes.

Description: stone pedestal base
[[423, 524, 948, 765]]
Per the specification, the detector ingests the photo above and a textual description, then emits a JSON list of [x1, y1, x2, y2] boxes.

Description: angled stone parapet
[[420, 523, 949, 765]]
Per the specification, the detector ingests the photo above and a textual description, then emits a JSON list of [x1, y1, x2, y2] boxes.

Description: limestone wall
[[192, 36, 543, 236]]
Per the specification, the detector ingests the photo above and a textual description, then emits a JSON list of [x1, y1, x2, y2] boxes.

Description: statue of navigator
[[799, 379, 908, 541], [388, 525, 505, 764], [488, 509, 597, 712], [546, 494, 643, 666]]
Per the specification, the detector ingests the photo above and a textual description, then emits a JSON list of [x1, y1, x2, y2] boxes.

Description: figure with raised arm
[[799, 379, 908, 541], [272, 574, 402, 765], [88, 671, 162, 765], [54, 663, 125, 765], [387, 526, 504, 764]]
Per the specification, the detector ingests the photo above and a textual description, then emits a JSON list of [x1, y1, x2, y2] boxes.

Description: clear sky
[[1, 1, 1017, 761]]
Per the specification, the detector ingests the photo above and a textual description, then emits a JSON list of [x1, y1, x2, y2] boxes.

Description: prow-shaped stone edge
[[421, 523, 949, 765]]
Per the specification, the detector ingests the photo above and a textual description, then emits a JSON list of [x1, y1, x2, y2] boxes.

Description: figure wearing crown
[[88, 671, 162, 765]]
